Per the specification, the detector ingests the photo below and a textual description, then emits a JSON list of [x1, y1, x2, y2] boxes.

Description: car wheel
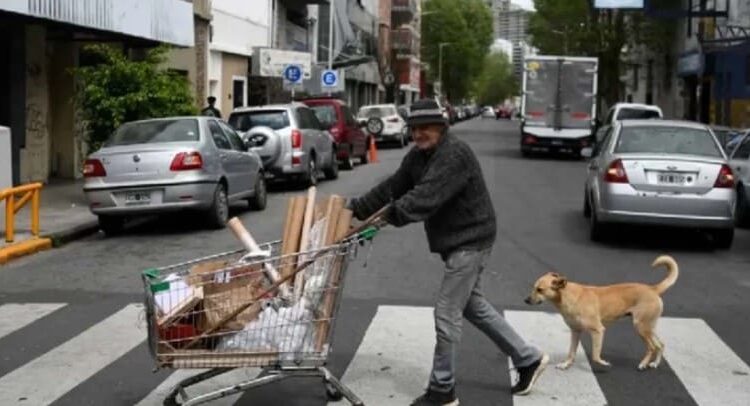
[[735, 186, 750, 228], [711, 228, 734, 250], [304, 155, 318, 187], [98, 215, 124, 236], [207, 184, 229, 229], [249, 175, 267, 211], [583, 190, 592, 218], [324, 151, 339, 180], [341, 147, 355, 170], [589, 204, 608, 242]]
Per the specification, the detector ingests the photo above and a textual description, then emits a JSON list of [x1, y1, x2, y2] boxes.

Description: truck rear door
[[559, 60, 597, 129], [523, 59, 558, 128]]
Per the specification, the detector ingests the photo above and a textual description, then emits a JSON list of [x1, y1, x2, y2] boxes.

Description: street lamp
[[438, 42, 451, 96]]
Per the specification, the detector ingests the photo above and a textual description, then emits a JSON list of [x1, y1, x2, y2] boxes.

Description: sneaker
[[511, 353, 550, 396], [410, 388, 460, 406]]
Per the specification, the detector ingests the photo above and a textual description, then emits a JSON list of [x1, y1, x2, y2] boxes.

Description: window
[[733, 135, 750, 160], [616, 108, 661, 120], [593, 127, 612, 157], [298, 108, 321, 130], [595, 125, 611, 145], [309, 105, 338, 128], [615, 126, 722, 158], [208, 120, 232, 150], [105, 119, 199, 147], [228, 110, 290, 131], [219, 121, 245, 151], [342, 106, 357, 126], [605, 108, 615, 124]]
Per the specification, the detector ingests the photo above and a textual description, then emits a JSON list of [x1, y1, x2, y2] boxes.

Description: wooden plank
[[314, 208, 353, 351], [280, 196, 306, 289], [295, 187, 317, 299], [325, 196, 346, 245]]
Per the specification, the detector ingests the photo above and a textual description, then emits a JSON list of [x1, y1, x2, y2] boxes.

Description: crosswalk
[[0, 302, 748, 405]]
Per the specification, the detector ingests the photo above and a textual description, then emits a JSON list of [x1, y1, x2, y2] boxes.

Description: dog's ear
[[552, 275, 568, 290]]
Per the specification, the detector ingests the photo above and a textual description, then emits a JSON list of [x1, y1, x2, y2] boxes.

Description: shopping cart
[[141, 223, 381, 406]]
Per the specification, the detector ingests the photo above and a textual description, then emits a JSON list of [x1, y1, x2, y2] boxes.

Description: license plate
[[125, 191, 151, 204], [551, 140, 564, 146], [657, 173, 686, 184]]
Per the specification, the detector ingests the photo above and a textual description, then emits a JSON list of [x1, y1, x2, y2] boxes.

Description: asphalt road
[[0, 117, 749, 406]]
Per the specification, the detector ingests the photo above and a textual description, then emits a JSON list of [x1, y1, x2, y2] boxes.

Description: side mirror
[[581, 147, 593, 158]]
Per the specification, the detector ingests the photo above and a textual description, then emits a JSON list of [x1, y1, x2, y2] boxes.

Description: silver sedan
[[83, 117, 267, 235], [582, 120, 736, 248]]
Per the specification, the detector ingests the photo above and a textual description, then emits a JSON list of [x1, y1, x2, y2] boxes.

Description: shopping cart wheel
[[325, 382, 344, 401]]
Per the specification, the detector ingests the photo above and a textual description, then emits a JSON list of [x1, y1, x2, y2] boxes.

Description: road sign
[[321, 70, 338, 87], [283, 64, 303, 85]]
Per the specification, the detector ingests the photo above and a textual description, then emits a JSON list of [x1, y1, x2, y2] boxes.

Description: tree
[[472, 52, 518, 105], [74, 45, 197, 151], [528, 0, 678, 108], [422, 0, 493, 101]]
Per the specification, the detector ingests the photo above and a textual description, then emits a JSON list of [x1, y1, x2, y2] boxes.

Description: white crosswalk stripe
[[657, 318, 750, 406], [0, 303, 749, 405], [506, 310, 608, 406], [0, 304, 145, 405], [0, 303, 66, 339], [329, 305, 436, 405]]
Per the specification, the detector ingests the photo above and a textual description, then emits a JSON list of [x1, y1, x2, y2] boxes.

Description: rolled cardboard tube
[[227, 217, 291, 298]]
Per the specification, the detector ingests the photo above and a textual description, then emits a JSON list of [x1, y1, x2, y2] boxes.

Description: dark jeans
[[429, 248, 542, 392]]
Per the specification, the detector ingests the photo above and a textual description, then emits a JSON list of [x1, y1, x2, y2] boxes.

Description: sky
[[512, 0, 535, 11]]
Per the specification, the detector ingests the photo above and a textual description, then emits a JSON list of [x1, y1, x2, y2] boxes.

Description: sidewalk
[[1, 180, 99, 263]]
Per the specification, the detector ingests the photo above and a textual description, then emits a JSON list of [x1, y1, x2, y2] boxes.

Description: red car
[[302, 97, 370, 169], [496, 105, 512, 119]]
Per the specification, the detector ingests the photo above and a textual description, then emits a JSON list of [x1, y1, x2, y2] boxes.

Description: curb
[[0, 238, 53, 265], [45, 221, 100, 248]]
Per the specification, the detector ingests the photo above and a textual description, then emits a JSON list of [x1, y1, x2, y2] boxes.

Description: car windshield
[[105, 119, 199, 146], [228, 110, 290, 131], [309, 105, 337, 128], [359, 107, 395, 118], [615, 126, 723, 158], [616, 108, 661, 120]]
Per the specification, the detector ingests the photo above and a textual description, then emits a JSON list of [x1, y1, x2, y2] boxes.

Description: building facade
[[0, 0, 194, 185], [391, 0, 421, 105], [488, 0, 531, 81]]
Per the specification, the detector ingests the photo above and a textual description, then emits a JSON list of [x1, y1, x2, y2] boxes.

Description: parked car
[[357, 104, 408, 148], [496, 105, 512, 119], [302, 97, 369, 170], [83, 117, 267, 235], [728, 129, 750, 227], [481, 106, 495, 118], [582, 120, 735, 248], [228, 103, 338, 186], [397, 105, 413, 141]]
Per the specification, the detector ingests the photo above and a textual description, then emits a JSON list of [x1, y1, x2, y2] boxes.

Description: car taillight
[[714, 164, 735, 188], [329, 126, 341, 136], [170, 152, 203, 171], [604, 159, 629, 183], [522, 134, 537, 144], [291, 129, 302, 149], [83, 159, 106, 177]]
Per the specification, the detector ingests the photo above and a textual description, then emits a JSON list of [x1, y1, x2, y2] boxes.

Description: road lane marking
[[328, 305, 435, 405], [505, 310, 608, 406], [135, 368, 262, 406], [0, 304, 145, 405], [0, 303, 66, 339], [659, 318, 750, 406]]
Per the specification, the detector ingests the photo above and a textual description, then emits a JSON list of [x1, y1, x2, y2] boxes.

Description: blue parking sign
[[283, 65, 303, 84], [322, 70, 338, 87]]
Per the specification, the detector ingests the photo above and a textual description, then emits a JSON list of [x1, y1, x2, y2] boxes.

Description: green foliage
[[74, 45, 197, 151], [528, 0, 677, 106], [472, 52, 518, 105], [422, 0, 493, 100]]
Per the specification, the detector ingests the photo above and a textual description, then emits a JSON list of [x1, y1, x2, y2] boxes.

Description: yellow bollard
[[5, 193, 14, 243], [31, 188, 40, 237]]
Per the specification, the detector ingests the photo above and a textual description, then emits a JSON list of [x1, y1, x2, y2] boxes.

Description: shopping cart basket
[[141, 225, 380, 406]]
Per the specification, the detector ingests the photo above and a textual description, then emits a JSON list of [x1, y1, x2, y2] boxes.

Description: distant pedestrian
[[201, 96, 222, 119], [347, 98, 549, 406]]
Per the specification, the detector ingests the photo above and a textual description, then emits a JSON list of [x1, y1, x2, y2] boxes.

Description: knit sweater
[[350, 133, 497, 255]]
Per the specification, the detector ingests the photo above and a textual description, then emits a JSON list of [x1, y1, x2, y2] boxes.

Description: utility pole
[[327, 0, 335, 96]]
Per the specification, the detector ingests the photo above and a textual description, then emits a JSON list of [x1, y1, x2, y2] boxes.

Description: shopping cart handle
[[358, 226, 379, 241], [240, 250, 272, 263]]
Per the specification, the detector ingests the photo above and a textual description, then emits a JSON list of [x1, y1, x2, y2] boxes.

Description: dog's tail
[[652, 255, 679, 295]]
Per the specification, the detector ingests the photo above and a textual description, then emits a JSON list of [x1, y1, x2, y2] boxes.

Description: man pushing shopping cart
[[347, 98, 549, 406]]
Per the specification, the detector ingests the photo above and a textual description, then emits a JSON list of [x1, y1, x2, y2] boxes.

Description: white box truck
[[520, 55, 598, 157]]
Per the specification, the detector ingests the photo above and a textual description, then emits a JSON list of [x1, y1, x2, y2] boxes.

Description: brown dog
[[524, 255, 678, 371]]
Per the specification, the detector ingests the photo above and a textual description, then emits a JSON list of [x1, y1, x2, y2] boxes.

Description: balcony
[[392, 26, 419, 57], [392, 0, 417, 26]]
